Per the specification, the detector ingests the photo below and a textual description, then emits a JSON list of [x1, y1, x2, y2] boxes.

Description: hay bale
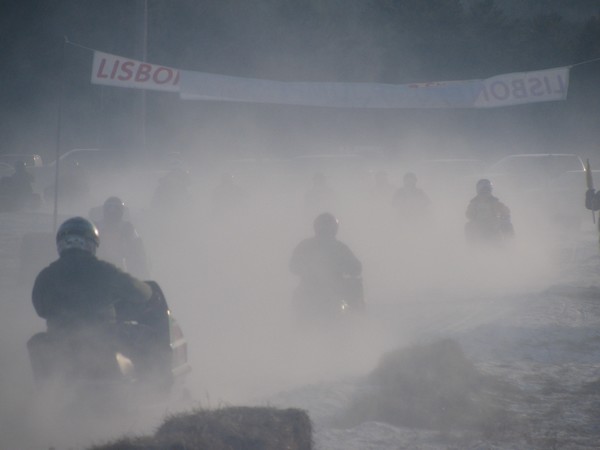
[[156, 406, 312, 450], [340, 339, 509, 432], [88, 437, 160, 450], [89, 406, 312, 450]]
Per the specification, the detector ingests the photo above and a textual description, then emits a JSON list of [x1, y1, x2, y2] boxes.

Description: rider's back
[[290, 236, 362, 285], [32, 248, 150, 331]]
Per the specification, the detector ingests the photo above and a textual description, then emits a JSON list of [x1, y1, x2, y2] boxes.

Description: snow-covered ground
[[2, 206, 600, 449], [263, 237, 600, 449]]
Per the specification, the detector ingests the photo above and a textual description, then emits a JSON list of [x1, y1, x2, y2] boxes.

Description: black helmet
[[313, 212, 339, 239], [476, 179, 493, 195], [56, 217, 100, 255], [103, 196, 125, 223]]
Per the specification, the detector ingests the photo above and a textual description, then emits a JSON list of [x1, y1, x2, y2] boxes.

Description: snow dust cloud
[[0, 121, 583, 449], [129, 138, 566, 407], [1, 2, 599, 448]]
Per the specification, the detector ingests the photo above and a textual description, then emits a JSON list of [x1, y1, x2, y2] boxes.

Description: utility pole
[[136, 0, 148, 154]]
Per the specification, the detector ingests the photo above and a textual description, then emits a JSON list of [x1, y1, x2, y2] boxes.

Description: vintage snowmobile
[[465, 215, 515, 245], [292, 275, 366, 327], [27, 281, 191, 406]]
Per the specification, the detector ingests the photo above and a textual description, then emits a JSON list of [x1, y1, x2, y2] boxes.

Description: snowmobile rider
[[0, 160, 35, 211], [465, 179, 514, 242], [392, 172, 431, 221], [152, 167, 191, 211], [8, 159, 34, 193], [30, 217, 176, 389], [91, 196, 150, 279], [290, 212, 364, 319], [32, 216, 153, 333]]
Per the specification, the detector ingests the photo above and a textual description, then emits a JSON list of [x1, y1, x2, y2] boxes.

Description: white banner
[[180, 66, 569, 108], [179, 72, 480, 108], [89, 50, 569, 108], [474, 67, 569, 108], [91, 51, 180, 92]]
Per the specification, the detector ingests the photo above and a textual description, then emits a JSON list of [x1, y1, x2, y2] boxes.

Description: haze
[[0, 1, 599, 448]]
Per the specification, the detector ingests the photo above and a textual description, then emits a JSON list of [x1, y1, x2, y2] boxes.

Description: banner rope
[[67, 37, 600, 79], [570, 56, 600, 68], [64, 37, 96, 53]]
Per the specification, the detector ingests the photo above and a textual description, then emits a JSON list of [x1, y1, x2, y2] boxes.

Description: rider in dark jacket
[[290, 212, 363, 320], [0, 160, 35, 211], [32, 217, 152, 333], [90, 196, 150, 279], [29, 217, 168, 388], [392, 172, 431, 226], [465, 179, 514, 243]]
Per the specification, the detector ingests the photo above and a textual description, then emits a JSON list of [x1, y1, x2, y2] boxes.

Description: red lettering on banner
[[110, 60, 120, 79], [135, 64, 152, 82], [153, 67, 172, 84], [94, 53, 180, 89], [96, 58, 109, 79], [118, 61, 135, 81]]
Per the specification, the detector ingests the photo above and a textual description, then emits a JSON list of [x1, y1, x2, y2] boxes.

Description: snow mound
[[338, 339, 513, 434]]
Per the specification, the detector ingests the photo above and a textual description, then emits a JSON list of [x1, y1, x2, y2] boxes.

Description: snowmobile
[[292, 275, 365, 327], [465, 215, 515, 245], [27, 281, 191, 406]]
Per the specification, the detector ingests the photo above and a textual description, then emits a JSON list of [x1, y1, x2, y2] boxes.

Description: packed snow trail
[[264, 231, 600, 449], [3, 210, 600, 449]]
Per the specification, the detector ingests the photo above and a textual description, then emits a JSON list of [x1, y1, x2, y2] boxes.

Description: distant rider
[[152, 167, 191, 211], [392, 172, 431, 223], [290, 212, 363, 321], [91, 196, 150, 279], [0, 160, 35, 210], [465, 179, 514, 243]]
